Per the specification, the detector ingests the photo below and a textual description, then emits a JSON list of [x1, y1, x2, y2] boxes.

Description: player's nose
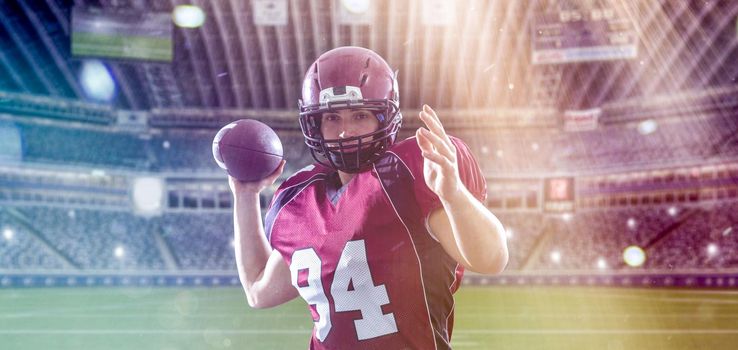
[[338, 123, 358, 139]]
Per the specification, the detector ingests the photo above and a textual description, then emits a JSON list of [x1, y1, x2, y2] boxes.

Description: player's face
[[321, 109, 380, 151]]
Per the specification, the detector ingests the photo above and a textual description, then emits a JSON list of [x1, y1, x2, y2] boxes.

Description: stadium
[[0, 0, 737, 349]]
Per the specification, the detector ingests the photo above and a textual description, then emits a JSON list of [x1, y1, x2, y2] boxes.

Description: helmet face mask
[[299, 47, 402, 173], [300, 106, 401, 173]]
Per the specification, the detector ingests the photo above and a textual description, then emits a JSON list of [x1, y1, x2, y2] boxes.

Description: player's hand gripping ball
[[212, 119, 284, 182]]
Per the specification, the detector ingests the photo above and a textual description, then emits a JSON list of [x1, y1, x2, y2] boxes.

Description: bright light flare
[[80, 60, 115, 101], [2, 228, 13, 241], [173, 5, 206, 28], [597, 258, 607, 270], [132, 177, 164, 215], [623, 245, 646, 267], [627, 217, 637, 229], [637, 119, 658, 135], [340, 0, 370, 14], [114, 245, 125, 258], [668, 206, 678, 217], [707, 243, 719, 257], [550, 251, 561, 264]]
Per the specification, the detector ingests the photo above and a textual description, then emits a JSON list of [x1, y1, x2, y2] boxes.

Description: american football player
[[229, 46, 508, 349]]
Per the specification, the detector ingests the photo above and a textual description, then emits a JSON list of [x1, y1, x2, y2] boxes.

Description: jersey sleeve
[[399, 136, 487, 219]]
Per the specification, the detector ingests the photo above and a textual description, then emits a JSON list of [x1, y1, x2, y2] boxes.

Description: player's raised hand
[[416, 105, 461, 201], [228, 159, 286, 198]]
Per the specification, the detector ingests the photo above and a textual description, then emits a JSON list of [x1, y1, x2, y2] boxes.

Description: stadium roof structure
[[0, 0, 735, 114]]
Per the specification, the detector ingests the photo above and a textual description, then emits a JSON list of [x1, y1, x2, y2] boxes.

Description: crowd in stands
[[159, 212, 234, 271], [646, 201, 738, 270], [14, 112, 736, 177], [19, 123, 150, 169], [463, 115, 735, 175], [531, 207, 690, 270], [5, 207, 165, 270], [494, 213, 546, 270], [0, 210, 66, 270], [2, 114, 737, 275], [2, 202, 737, 273]]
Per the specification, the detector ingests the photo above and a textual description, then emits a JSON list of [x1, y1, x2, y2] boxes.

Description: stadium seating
[[494, 213, 546, 270], [158, 212, 234, 271], [529, 207, 688, 270], [2, 201, 738, 273], [646, 202, 738, 269], [20, 123, 149, 169], [0, 210, 66, 270], [13, 206, 165, 270]]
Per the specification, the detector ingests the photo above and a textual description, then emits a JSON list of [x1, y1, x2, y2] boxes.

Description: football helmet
[[299, 46, 402, 173]]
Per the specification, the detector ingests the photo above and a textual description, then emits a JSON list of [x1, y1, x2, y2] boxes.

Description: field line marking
[[2, 328, 738, 335], [0, 329, 308, 335], [455, 329, 738, 335]]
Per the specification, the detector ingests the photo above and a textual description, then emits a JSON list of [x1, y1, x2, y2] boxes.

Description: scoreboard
[[543, 177, 576, 213], [71, 7, 173, 62], [532, 2, 638, 64]]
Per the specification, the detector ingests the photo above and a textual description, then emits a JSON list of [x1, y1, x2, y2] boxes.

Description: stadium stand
[[13, 206, 165, 270], [0, 210, 66, 270], [529, 207, 692, 271], [158, 212, 234, 271], [19, 123, 150, 169], [646, 201, 738, 270], [2, 200, 737, 274], [495, 213, 547, 270]]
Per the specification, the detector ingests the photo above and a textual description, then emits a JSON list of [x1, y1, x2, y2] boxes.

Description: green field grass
[[1, 286, 737, 349]]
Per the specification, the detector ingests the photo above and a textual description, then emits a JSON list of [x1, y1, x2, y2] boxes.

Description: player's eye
[[324, 114, 340, 122], [355, 112, 370, 120]]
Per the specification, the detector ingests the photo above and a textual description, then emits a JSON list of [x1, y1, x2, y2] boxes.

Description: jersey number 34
[[290, 240, 399, 342]]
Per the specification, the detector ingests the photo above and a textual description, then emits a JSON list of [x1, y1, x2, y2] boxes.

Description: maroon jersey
[[265, 136, 486, 350]]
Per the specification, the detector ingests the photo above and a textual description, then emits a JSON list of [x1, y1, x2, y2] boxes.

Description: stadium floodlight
[[114, 245, 125, 258], [2, 227, 13, 241], [480, 146, 489, 154], [597, 258, 607, 270], [80, 60, 115, 101], [561, 213, 573, 222], [531, 143, 539, 151], [668, 206, 678, 217], [496, 150, 504, 158], [162, 140, 171, 149], [623, 245, 646, 267], [707, 243, 718, 257], [172, 5, 205, 28], [550, 251, 561, 264], [627, 217, 637, 229], [506, 228, 514, 239], [340, 0, 370, 14], [131, 177, 165, 217], [637, 119, 658, 135]]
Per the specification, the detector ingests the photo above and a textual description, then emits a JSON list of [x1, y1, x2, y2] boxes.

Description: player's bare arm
[[416, 104, 509, 274], [230, 160, 299, 308]]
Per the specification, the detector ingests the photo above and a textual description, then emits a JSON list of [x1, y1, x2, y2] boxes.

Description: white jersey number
[[290, 240, 398, 342]]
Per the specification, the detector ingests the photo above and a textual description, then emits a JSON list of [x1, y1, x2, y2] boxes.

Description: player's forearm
[[232, 192, 272, 300], [440, 187, 508, 274]]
